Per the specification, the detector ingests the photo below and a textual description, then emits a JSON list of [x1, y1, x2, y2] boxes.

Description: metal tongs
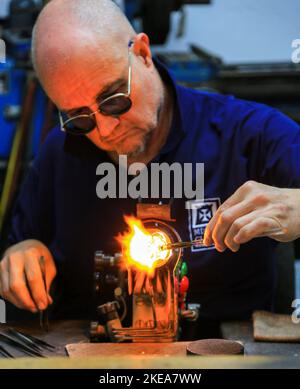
[[161, 239, 206, 251], [160, 227, 284, 250], [161, 227, 285, 251]]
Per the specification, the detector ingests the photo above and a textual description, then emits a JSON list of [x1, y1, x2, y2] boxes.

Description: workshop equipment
[[0, 1, 55, 238], [0, 3, 38, 224], [0, 59, 26, 159], [0, 72, 37, 233], [156, 49, 220, 85], [0, 0, 45, 158], [115, 216, 182, 342], [91, 203, 200, 343], [125, 0, 211, 45]]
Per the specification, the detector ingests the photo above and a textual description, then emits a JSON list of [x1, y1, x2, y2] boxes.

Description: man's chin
[[115, 142, 146, 158], [98, 130, 153, 158], [114, 134, 151, 158]]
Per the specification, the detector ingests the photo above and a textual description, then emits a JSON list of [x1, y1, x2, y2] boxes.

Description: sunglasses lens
[[61, 108, 96, 135], [70, 116, 96, 134], [60, 97, 132, 135], [100, 96, 132, 116]]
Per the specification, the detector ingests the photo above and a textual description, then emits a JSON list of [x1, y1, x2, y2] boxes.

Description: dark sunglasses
[[59, 41, 133, 135]]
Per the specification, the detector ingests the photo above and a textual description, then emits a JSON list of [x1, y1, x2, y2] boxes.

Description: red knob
[[179, 276, 189, 295]]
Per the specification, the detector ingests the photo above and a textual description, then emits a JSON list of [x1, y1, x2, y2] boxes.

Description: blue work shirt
[[8, 62, 300, 320]]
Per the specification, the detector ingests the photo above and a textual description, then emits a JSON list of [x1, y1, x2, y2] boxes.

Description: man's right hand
[[0, 240, 57, 312]]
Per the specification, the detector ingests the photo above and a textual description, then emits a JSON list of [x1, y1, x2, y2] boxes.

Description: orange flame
[[117, 216, 172, 274]]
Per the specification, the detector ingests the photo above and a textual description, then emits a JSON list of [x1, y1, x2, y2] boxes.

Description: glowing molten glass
[[117, 216, 172, 274]]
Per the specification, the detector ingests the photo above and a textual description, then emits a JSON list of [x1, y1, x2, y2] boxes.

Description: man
[[1, 0, 300, 327]]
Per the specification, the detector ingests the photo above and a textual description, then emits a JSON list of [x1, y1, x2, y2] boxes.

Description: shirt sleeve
[[222, 95, 300, 189], [259, 108, 300, 188], [7, 135, 56, 248]]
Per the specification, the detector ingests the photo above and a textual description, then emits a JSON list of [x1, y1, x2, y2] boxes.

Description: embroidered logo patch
[[186, 198, 221, 252]]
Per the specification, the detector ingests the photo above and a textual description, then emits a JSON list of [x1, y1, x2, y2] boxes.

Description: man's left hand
[[203, 181, 300, 252]]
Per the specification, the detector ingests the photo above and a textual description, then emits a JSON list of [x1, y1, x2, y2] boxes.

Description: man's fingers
[[8, 254, 37, 312], [46, 257, 57, 291], [223, 210, 284, 251], [47, 294, 53, 305], [203, 184, 253, 246], [1, 240, 57, 312], [204, 203, 230, 247], [0, 259, 23, 309], [234, 216, 282, 244], [204, 181, 271, 250], [44, 257, 56, 304], [223, 211, 259, 252], [24, 252, 48, 310], [205, 199, 255, 251]]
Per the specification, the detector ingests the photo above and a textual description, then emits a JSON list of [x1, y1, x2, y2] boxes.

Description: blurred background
[[0, 0, 299, 308]]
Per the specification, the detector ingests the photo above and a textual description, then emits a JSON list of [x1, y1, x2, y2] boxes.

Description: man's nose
[[94, 112, 120, 138]]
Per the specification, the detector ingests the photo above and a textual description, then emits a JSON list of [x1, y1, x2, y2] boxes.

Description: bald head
[[32, 0, 136, 90], [30, 0, 165, 160]]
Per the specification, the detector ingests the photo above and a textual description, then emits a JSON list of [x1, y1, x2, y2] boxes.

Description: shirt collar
[[152, 58, 187, 160]]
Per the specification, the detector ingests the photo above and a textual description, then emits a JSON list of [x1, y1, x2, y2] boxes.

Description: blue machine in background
[[155, 51, 219, 84], [0, 0, 47, 160], [124, 0, 220, 84], [0, 59, 25, 158], [0, 57, 49, 160]]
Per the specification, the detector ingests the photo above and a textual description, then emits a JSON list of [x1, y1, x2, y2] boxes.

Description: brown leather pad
[[253, 310, 300, 342]]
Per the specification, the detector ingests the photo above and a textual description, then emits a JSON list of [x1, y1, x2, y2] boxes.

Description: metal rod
[[161, 228, 284, 251], [0, 345, 14, 358], [161, 239, 205, 250], [0, 333, 45, 357], [15, 331, 55, 350], [7, 329, 42, 352]]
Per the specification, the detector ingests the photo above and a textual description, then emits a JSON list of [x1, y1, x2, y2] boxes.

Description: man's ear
[[133, 33, 152, 66]]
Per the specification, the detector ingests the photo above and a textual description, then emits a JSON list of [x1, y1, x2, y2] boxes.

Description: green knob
[[181, 262, 188, 277]]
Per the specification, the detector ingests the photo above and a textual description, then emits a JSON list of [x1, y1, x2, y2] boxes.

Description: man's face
[[46, 48, 163, 157]]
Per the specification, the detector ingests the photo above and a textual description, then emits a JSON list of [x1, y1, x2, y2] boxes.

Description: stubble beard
[[118, 102, 163, 159]]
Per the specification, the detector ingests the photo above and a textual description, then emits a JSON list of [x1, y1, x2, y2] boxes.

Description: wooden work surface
[[0, 320, 299, 368], [66, 342, 190, 358]]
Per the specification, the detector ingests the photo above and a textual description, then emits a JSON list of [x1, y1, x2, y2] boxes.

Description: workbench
[[0, 320, 299, 368]]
